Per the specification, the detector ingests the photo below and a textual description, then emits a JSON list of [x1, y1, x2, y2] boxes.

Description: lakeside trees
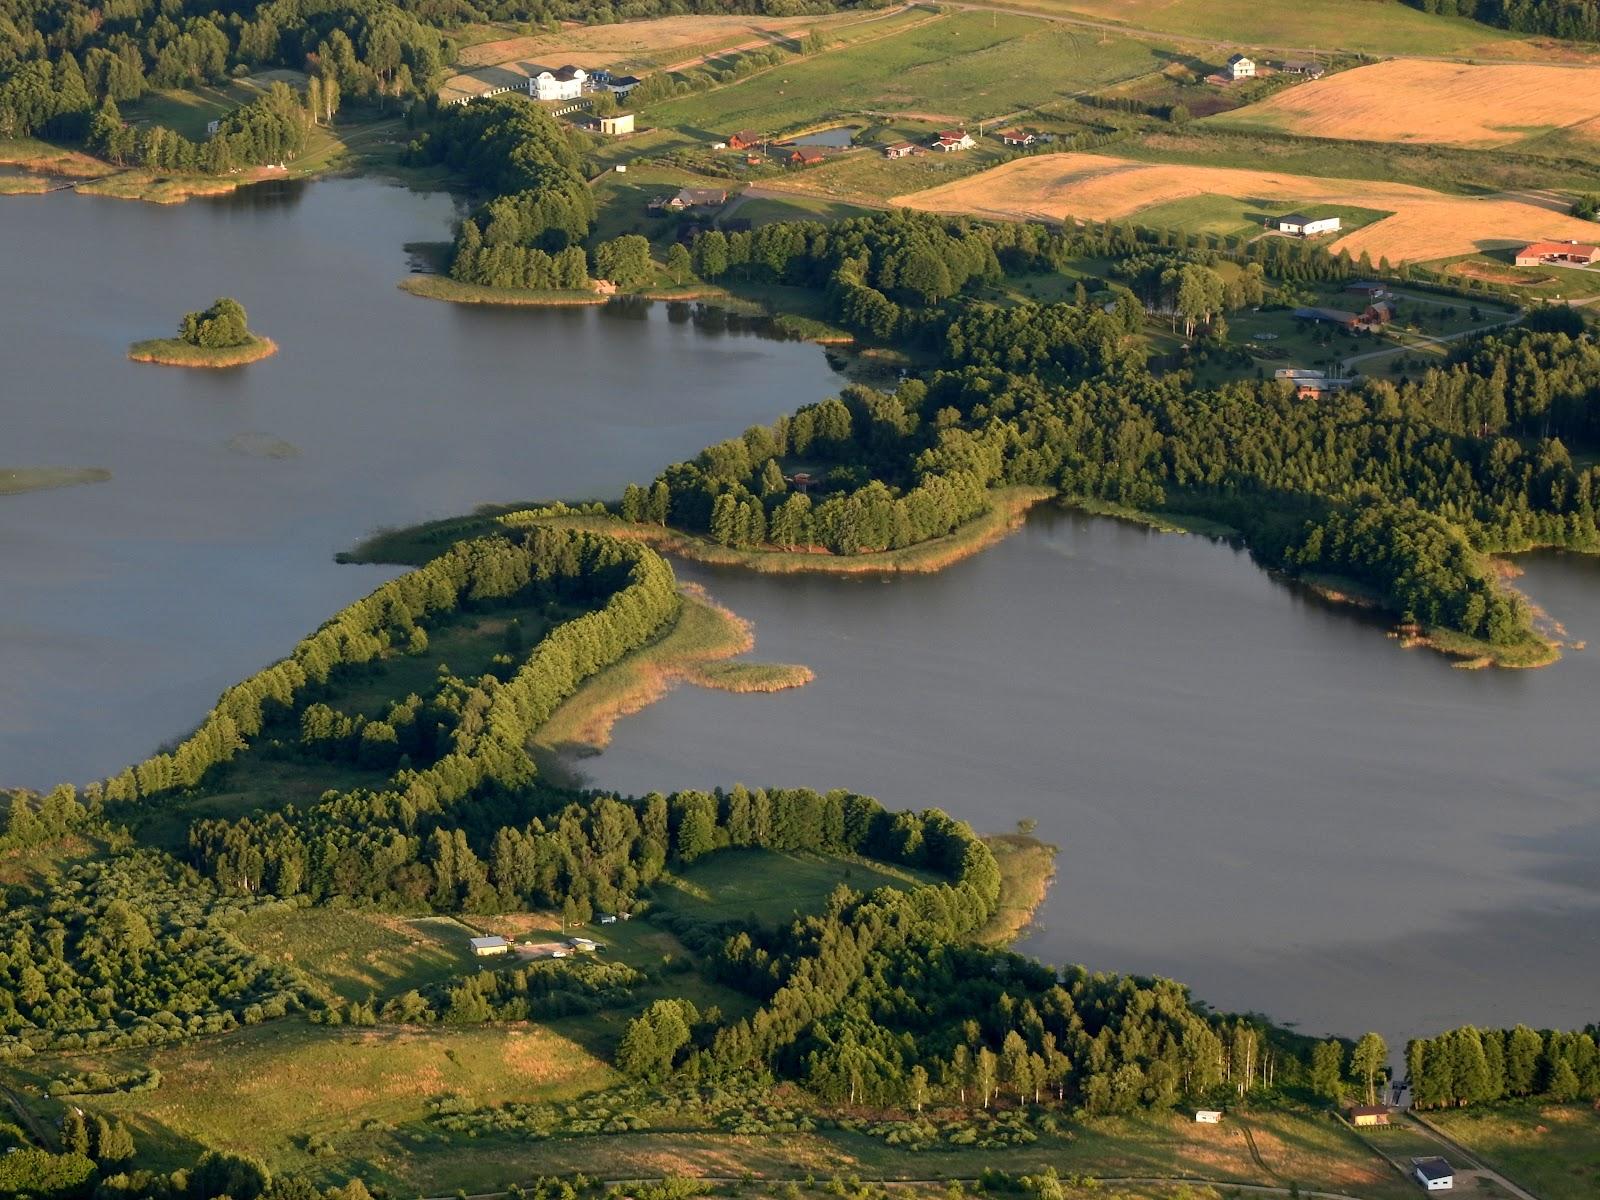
[[1407, 1024, 1600, 1108], [178, 298, 251, 348]]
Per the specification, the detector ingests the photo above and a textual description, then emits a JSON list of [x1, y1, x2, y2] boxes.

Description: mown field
[[1209, 59, 1600, 150], [895, 151, 1600, 263], [1426, 1104, 1600, 1200], [643, 12, 1166, 137], [121, 69, 310, 141]]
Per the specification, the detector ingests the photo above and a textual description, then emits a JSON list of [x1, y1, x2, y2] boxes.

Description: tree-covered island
[[128, 297, 277, 367]]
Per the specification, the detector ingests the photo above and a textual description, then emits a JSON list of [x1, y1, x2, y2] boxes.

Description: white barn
[[1276, 212, 1341, 237], [469, 935, 509, 957], [529, 65, 587, 101]]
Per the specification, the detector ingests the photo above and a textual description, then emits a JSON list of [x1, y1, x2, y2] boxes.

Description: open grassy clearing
[[1128, 193, 1390, 240], [122, 70, 309, 141], [895, 152, 1600, 263], [980, 832, 1057, 944], [230, 908, 478, 1004], [979, 0, 1524, 57], [758, 142, 1009, 207], [1210, 59, 1600, 149], [644, 12, 1166, 136], [0, 137, 116, 178], [1425, 1105, 1600, 1200], [28, 1020, 610, 1183], [657, 848, 937, 926]]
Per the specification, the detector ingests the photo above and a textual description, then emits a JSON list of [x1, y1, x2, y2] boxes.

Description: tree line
[[1402, 0, 1600, 41], [1407, 1023, 1600, 1109]]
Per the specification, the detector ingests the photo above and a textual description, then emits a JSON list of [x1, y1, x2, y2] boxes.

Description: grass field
[[128, 334, 278, 367], [657, 848, 937, 925], [896, 152, 1600, 263], [40, 1021, 610, 1184], [986, 0, 1525, 57], [440, 9, 902, 103], [1211, 59, 1600, 149], [122, 70, 311, 142], [0, 466, 110, 495], [1129, 194, 1391, 240], [231, 908, 478, 1004], [1426, 1105, 1600, 1200], [644, 12, 1165, 136]]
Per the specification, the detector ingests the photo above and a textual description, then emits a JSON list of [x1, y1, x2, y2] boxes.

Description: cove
[[0, 179, 842, 788], [584, 507, 1600, 1045]]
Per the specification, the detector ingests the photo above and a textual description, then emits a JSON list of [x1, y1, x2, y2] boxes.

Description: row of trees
[[1407, 1023, 1600, 1109], [1403, 0, 1600, 40]]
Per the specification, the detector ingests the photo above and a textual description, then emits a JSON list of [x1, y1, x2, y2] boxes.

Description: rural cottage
[[1276, 212, 1341, 237], [1228, 54, 1256, 79]]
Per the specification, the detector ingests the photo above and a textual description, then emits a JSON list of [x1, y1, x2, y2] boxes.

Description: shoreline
[[499, 486, 1055, 576], [128, 336, 279, 368], [531, 584, 812, 778], [0, 467, 112, 497]]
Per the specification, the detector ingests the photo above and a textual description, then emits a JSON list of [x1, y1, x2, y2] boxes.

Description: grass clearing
[[39, 1020, 610, 1183], [895, 151, 1600, 263], [657, 848, 937, 926], [230, 907, 478, 1004], [1425, 1104, 1600, 1200], [1211, 59, 1600, 149], [123, 70, 309, 142], [0, 137, 117, 177]]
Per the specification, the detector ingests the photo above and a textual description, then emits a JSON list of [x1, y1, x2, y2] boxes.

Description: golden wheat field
[[894, 153, 1600, 263], [1213, 59, 1600, 147]]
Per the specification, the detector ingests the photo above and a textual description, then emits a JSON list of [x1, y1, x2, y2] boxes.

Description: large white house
[[529, 65, 587, 101], [1227, 54, 1256, 79]]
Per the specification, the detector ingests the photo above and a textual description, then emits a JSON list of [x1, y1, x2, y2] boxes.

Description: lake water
[[0, 179, 842, 787], [4, 177, 1597, 1049], [586, 511, 1600, 1045], [786, 127, 859, 147]]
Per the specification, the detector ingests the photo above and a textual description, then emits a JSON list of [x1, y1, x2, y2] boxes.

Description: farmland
[[975, 0, 1528, 58], [1211, 59, 1600, 149], [644, 12, 1167, 136], [438, 8, 910, 105], [895, 152, 1600, 263]]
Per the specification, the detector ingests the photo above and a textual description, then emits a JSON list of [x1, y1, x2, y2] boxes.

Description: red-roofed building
[[932, 129, 975, 152], [1515, 240, 1600, 267]]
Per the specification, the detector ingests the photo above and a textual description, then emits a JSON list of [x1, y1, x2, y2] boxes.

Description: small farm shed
[[1348, 1104, 1391, 1127], [1412, 1157, 1453, 1191], [1194, 1109, 1223, 1124], [469, 935, 509, 957]]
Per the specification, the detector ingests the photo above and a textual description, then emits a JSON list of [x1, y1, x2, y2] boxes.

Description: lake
[[4, 176, 1597, 1049], [586, 510, 1600, 1045], [0, 178, 842, 787]]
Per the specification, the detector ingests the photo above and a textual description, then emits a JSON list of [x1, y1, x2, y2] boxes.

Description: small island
[[128, 297, 277, 367]]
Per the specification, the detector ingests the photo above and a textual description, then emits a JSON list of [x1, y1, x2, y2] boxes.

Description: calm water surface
[[0, 179, 841, 786], [587, 511, 1600, 1044], [4, 179, 1597, 1047]]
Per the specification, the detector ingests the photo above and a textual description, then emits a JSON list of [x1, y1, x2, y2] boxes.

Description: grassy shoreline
[[980, 831, 1058, 945], [128, 335, 278, 368], [532, 584, 812, 773], [0, 467, 112, 496]]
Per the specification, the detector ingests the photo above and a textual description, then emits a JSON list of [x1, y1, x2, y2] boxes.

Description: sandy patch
[[1218, 59, 1600, 147], [894, 152, 1600, 262]]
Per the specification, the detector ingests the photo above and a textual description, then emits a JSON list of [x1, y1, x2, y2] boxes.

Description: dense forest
[[1406, 1023, 1600, 1108], [1403, 0, 1600, 40], [594, 210, 1600, 648]]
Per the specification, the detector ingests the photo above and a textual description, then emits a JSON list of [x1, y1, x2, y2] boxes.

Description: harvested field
[[440, 10, 888, 102], [895, 152, 1600, 262], [1213, 59, 1600, 147]]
